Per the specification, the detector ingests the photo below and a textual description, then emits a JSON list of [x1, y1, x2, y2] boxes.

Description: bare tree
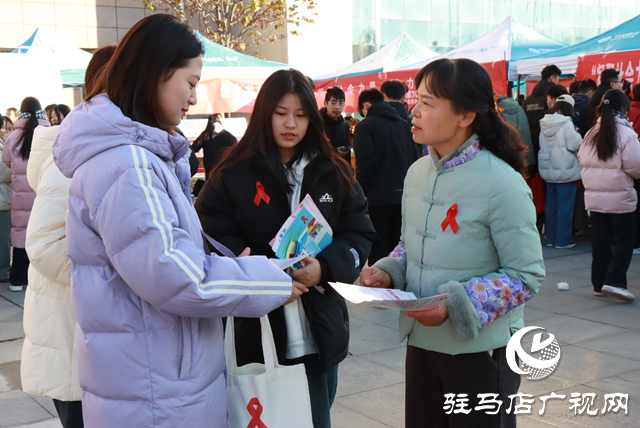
[[141, 0, 317, 55]]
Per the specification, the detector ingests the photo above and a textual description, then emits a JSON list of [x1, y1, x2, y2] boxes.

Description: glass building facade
[[352, 0, 640, 61]]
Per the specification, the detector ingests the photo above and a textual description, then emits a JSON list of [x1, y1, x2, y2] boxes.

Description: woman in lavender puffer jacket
[[2, 97, 49, 291], [52, 15, 292, 428]]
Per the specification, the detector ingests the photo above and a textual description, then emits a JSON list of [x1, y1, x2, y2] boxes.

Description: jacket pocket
[[177, 317, 192, 380]]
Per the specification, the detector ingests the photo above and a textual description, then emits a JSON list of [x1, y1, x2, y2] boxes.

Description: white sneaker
[[601, 285, 635, 302], [9, 285, 24, 292], [555, 242, 576, 249], [633, 248, 640, 255]]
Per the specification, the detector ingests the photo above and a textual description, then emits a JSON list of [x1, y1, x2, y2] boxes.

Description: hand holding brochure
[[329, 282, 451, 311], [201, 229, 305, 271], [271, 195, 333, 265]]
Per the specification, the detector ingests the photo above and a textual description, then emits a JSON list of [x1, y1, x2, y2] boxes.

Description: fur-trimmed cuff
[[372, 256, 406, 290], [438, 281, 482, 342]]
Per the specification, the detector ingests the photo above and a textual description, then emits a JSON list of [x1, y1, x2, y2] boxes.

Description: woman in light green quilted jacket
[[360, 59, 545, 428]]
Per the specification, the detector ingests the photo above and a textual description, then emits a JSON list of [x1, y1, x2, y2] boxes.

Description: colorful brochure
[[271, 195, 333, 266]]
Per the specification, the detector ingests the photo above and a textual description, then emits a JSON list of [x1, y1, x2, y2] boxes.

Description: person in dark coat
[[573, 79, 596, 137], [354, 88, 419, 265], [381, 79, 411, 124], [191, 113, 237, 179], [581, 69, 624, 135], [320, 86, 350, 150], [522, 64, 561, 167], [195, 69, 375, 428]]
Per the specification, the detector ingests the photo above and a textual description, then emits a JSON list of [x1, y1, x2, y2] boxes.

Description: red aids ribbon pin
[[441, 204, 459, 234], [253, 182, 271, 207], [246, 397, 268, 428]]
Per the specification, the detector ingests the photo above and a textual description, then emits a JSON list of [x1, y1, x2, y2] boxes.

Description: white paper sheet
[[329, 282, 451, 311]]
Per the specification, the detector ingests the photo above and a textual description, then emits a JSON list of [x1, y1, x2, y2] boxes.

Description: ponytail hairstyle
[[588, 89, 631, 161], [17, 96, 42, 161], [415, 58, 528, 176]]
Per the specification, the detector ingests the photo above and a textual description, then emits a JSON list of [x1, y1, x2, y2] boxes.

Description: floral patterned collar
[[443, 140, 482, 170], [428, 133, 483, 173]]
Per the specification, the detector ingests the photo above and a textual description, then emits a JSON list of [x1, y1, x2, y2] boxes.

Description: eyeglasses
[[329, 101, 345, 107]]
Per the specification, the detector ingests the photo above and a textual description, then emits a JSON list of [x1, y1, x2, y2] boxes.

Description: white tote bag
[[225, 316, 314, 428]]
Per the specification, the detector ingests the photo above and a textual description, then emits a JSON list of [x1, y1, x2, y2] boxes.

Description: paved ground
[[0, 236, 638, 427]]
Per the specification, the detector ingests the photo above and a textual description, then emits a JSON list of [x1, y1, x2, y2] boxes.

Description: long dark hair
[[17, 97, 42, 161], [415, 59, 528, 176], [87, 14, 203, 132], [213, 69, 354, 195], [587, 89, 631, 161], [196, 114, 222, 143], [51, 104, 71, 124]]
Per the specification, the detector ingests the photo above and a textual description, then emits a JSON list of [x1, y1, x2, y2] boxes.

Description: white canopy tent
[[397, 17, 567, 81], [13, 27, 92, 86], [0, 53, 64, 111], [312, 32, 438, 82]]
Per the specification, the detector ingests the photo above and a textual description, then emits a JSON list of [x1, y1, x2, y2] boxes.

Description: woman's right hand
[[284, 280, 309, 305], [360, 267, 392, 288]]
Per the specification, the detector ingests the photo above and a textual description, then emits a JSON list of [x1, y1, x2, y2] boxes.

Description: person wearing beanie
[[538, 94, 583, 249]]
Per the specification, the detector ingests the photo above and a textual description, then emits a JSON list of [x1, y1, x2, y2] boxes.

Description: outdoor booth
[[391, 16, 567, 103], [0, 27, 91, 109], [311, 32, 438, 112], [313, 16, 567, 112], [517, 14, 640, 87], [188, 32, 288, 115]]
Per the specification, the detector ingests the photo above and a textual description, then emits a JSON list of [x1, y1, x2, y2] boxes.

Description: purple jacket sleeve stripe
[[201, 279, 292, 287], [133, 146, 205, 283], [139, 148, 207, 279], [131, 146, 292, 299], [199, 289, 292, 295]]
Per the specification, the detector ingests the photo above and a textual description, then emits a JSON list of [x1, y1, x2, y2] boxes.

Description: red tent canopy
[[314, 60, 508, 113]]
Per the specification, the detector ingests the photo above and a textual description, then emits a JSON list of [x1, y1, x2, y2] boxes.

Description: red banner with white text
[[314, 60, 508, 113], [189, 77, 266, 114], [576, 50, 640, 85]]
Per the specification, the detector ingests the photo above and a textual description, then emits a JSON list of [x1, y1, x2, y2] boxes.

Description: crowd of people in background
[[521, 64, 640, 302], [2, 12, 640, 428]]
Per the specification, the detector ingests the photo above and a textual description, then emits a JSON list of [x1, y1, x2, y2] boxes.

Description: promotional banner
[[576, 50, 640, 85], [314, 60, 508, 113], [190, 77, 265, 114]]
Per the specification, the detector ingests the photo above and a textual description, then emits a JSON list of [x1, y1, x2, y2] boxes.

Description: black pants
[[368, 204, 402, 265], [590, 211, 636, 291], [9, 247, 29, 286], [53, 399, 84, 428], [405, 345, 520, 428]]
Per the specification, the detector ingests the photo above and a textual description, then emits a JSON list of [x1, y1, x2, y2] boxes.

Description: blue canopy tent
[[518, 14, 640, 77]]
